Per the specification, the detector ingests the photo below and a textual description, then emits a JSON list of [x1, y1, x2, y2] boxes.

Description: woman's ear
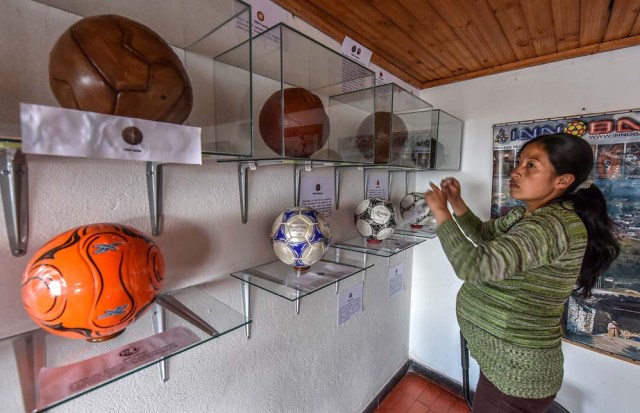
[[555, 174, 576, 189]]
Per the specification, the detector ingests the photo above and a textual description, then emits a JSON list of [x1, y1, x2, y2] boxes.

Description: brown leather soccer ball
[[49, 15, 193, 124], [258, 87, 330, 158], [356, 112, 408, 164]]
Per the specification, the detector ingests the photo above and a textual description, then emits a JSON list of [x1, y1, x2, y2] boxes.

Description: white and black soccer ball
[[399, 192, 434, 228], [354, 198, 397, 243], [271, 206, 332, 270]]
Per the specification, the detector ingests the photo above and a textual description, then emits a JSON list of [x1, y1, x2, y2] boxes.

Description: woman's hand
[[440, 177, 468, 216], [440, 177, 461, 201], [424, 182, 453, 224]]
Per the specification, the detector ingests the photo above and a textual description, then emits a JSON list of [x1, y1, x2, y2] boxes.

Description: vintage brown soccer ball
[[49, 14, 193, 124], [258, 87, 330, 158], [356, 112, 408, 164]]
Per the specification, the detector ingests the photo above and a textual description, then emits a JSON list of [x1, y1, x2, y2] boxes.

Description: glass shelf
[[394, 223, 438, 239], [332, 233, 426, 257], [1, 284, 250, 413], [230, 251, 372, 301]]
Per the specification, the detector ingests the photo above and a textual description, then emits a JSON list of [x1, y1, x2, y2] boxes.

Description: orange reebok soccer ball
[[21, 224, 164, 341]]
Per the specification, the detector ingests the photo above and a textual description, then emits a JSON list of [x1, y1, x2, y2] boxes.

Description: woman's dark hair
[[520, 133, 620, 297]]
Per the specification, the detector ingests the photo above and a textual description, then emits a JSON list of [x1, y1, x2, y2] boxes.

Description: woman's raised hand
[[440, 177, 468, 216], [424, 182, 453, 224]]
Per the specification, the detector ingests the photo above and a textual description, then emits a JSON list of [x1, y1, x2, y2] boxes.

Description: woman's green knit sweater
[[436, 203, 587, 398]]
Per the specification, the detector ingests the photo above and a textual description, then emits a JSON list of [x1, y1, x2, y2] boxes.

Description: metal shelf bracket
[[146, 162, 163, 236], [1, 148, 28, 256]]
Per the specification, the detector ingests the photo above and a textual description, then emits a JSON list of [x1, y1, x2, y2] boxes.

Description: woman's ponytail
[[561, 184, 620, 297]]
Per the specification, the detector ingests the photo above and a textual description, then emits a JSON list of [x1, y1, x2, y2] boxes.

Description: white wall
[[411, 46, 640, 413], [0, 1, 414, 412]]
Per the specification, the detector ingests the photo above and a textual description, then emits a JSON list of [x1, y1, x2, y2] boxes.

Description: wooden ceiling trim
[[427, 0, 511, 68], [420, 34, 640, 88], [579, 0, 611, 46], [487, 0, 538, 60], [603, 0, 640, 41], [369, 0, 468, 75], [551, 0, 581, 52], [398, 0, 484, 73], [271, 0, 423, 87], [519, 0, 559, 56], [321, 0, 453, 80]]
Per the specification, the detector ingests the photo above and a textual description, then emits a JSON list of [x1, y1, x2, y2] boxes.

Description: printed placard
[[300, 176, 335, 218], [388, 262, 405, 300], [367, 171, 389, 199], [337, 282, 363, 325]]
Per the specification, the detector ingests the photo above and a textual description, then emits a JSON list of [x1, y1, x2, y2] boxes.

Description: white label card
[[341, 36, 372, 66], [367, 171, 389, 199], [337, 282, 363, 325], [300, 176, 335, 218], [235, 0, 287, 37], [388, 262, 405, 300]]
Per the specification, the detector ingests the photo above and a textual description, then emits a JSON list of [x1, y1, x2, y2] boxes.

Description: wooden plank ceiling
[[272, 0, 640, 89]]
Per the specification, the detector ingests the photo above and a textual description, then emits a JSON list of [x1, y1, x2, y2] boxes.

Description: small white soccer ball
[[354, 197, 397, 243], [271, 206, 332, 270], [399, 192, 434, 228]]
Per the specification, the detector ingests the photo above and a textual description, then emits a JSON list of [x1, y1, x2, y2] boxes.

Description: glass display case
[[330, 83, 463, 171], [334, 83, 434, 168], [1, 284, 250, 413], [430, 109, 463, 170], [29, 0, 253, 156], [216, 23, 376, 164]]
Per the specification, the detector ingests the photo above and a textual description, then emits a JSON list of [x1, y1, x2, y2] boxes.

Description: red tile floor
[[374, 372, 471, 413]]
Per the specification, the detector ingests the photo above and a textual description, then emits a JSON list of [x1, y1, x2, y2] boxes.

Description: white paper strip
[[21, 103, 202, 165], [39, 326, 200, 406]]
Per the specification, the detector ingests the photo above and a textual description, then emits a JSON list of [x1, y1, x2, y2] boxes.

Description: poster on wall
[[492, 109, 640, 364]]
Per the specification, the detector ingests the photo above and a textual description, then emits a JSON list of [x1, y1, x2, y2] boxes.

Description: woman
[[425, 133, 619, 412]]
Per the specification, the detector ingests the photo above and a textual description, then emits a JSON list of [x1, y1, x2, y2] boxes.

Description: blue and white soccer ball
[[399, 192, 434, 228], [354, 197, 397, 243], [271, 206, 332, 270]]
